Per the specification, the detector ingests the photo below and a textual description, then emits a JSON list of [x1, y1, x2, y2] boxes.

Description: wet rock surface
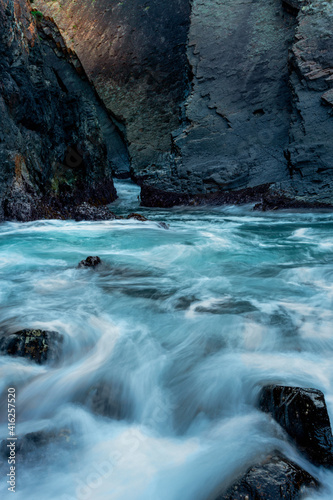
[[72, 203, 116, 221], [215, 454, 319, 500], [0, 329, 63, 364], [85, 381, 132, 420], [0, 0, 123, 221], [259, 385, 333, 467], [78, 256, 102, 268], [35, 0, 190, 188], [0, 428, 73, 469]]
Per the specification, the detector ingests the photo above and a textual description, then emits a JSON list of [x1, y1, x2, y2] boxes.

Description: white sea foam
[[1, 181, 333, 499]]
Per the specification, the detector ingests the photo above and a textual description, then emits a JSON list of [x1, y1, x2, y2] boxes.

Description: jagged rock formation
[[34, 0, 333, 208], [0, 0, 128, 221], [215, 455, 319, 500], [77, 255, 102, 268]]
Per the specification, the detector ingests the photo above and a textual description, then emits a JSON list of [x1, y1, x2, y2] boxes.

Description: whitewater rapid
[[1, 181, 333, 499]]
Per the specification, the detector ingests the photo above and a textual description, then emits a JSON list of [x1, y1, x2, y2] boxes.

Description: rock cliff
[[7, 0, 333, 208], [0, 0, 129, 221]]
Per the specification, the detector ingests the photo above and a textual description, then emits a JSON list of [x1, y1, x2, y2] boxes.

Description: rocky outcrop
[[0, 0, 128, 221], [35, 0, 333, 208], [215, 455, 319, 500], [77, 256, 102, 268], [126, 213, 148, 221], [0, 329, 63, 364], [259, 385, 333, 467]]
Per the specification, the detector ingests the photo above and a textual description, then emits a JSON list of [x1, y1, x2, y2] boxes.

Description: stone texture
[[0, 329, 63, 364], [172, 0, 296, 195], [259, 385, 333, 467], [17, 0, 333, 207], [0, 0, 126, 221], [126, 213, 148, 221], [77, 256, 102, 268], [72, 203, 116, 221], [83, 380, 133, 420], [215, 455, 319, 500]]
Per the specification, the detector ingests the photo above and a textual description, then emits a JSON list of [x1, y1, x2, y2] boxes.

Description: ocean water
[[0, 180, 333, 499]]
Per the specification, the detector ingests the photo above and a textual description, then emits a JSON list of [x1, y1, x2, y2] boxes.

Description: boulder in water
[[0, 329, 63, 364], [72, 203, 116, 221], [258, 385, 333, 467], [215, 454, 319, 500], [126, 213, 148, 221], [77, 256, 102, 268]]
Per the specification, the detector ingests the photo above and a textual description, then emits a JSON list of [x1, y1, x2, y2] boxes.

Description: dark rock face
[[0, 329, 63, 364], [126, 213, 148, 222], [173, 0, 296, 198], [158, 221, 169, 230], [215, 455, 319, 500], [0, 428, 72, 464], [36, 0, 333, 208], [0, 0, 126, 221], [78, 256, 102, 268], [85, 381, 132, 420], [259, 385, 333, 467], [282, 0, 304, 15], [72, 203, 116, 221]]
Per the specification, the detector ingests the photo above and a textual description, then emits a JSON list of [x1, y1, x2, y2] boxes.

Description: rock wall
[[0, 0, 127, 221], [34, 0, 191, 184], [25, 0, 333, 207], [173, 0, 296, 195]]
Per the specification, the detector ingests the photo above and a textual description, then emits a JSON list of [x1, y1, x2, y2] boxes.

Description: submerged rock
[[0, 329, 63, 364], [158, 222, 170, 230], [77, 256, 102, 268], [258, 385, 333, 467], [72, 203, 116, 221], [282, 0, 303, 15], [126, 213, 148, 222], [215, 454, 319, 500], [0, 0, 120, 222]]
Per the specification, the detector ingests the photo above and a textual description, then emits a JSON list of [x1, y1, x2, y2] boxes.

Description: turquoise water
[[1, 181, 333, 498]]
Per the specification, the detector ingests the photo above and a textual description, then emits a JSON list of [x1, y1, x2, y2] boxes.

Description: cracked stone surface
[[0, 0, 126, 221], [22, 0, 333, 206]]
